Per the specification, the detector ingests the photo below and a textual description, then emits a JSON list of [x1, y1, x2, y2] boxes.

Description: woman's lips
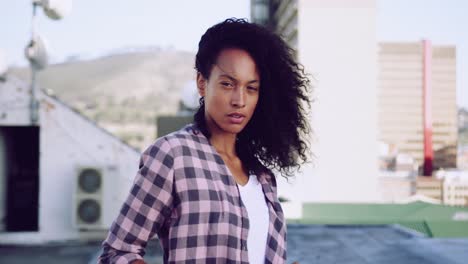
[[227, 113, 245, 124]]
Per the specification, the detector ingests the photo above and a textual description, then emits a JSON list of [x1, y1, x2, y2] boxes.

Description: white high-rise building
[[252, 0, 380, 203]]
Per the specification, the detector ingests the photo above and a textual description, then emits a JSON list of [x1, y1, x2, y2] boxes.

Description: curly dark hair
[[194, 18, 311, 177]]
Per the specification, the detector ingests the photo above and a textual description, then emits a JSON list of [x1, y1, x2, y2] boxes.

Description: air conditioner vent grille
[[78, 199, 101, 224], [78, 168, 101, 193]]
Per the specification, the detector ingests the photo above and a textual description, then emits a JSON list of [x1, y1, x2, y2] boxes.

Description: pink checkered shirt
[[98, 124, 287, 263]]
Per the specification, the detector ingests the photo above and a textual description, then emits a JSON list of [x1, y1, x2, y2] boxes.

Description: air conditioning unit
[[74, 166, 104, 229]]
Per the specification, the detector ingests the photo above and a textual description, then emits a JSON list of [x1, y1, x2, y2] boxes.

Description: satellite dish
[[181, 80, 199, 110], [25, 35, 49, 70], [40, 0, 72, 20], [0, 49, 7, 77]]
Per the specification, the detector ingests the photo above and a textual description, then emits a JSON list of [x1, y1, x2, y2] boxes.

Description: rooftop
[[1, 224, 467, 263], [287, 224, 468, 264]]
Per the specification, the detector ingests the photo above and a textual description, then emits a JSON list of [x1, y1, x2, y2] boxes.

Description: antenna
[[34, 0, 72, 20], [26, 0, 72, 124], [25, 35, 49, 70]]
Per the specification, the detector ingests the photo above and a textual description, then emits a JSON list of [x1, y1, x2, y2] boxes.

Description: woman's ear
[[196, 72, 206, 97]]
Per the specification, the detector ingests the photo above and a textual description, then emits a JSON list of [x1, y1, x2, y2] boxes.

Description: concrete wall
[[0, 76, 31, 125], [0, 76, 140, 244]]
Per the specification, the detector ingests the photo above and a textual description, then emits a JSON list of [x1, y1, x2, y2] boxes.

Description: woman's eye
[[221, 82, 233, 87], [247, 86, 258, 91]]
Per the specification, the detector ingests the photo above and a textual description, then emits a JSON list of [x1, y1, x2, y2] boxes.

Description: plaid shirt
[[98, 124, 287, 264]]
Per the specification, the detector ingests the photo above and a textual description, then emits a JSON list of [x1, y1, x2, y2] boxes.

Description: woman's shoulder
[[144, 123, 210, 154], [161, 123, 208, 145]]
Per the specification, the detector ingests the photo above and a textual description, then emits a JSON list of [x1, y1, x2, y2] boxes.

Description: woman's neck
[[210, 132, 237, 158], [205, 120, 237, 158]]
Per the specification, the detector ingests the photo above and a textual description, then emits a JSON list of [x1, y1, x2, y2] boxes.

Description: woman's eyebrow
[[218, 73, 237, 82], [214, 64, 236, 80], [219, 74, 259, 84], [215, 64, 260, 84]]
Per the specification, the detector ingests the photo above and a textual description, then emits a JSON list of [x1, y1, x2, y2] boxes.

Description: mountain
[[9, 49, 196, 150]]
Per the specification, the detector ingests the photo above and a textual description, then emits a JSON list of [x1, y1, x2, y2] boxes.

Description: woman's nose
[[231, 88, 246, 107]]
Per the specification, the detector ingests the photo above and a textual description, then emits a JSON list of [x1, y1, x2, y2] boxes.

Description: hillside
[[10, 49, 196, 150]]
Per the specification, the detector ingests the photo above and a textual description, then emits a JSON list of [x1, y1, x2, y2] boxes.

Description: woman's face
[[197, 48, 260, 136]]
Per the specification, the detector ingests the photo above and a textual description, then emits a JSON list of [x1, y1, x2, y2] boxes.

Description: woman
[[99, 18, 310, 264]]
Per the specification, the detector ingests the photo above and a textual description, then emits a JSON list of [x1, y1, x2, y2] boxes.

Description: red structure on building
[[422, 40, 433, 176]]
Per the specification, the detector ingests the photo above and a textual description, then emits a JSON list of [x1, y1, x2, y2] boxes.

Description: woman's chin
[[226, 127, 244, 135], [218, 123, 246, 135], [206, 118, 248, 135]]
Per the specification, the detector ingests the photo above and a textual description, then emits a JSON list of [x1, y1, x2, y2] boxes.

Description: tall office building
[[252, 0, 380, 203], [378, 42, 458, 172], [251, 0, 299, 52]]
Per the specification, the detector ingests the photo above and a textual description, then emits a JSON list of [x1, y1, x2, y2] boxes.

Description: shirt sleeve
[[98, 137, 175, 264]]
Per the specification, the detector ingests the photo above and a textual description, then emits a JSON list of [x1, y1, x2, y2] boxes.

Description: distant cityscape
[[251, 0, 468, 207]]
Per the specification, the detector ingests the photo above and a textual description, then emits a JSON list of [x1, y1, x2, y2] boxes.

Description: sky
[[0, 0, 250, 63], [0, 0, 467, 108], [377, 0, 468, 109]]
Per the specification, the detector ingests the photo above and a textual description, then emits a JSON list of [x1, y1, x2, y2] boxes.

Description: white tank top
[[237, 175, 269, 264]]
